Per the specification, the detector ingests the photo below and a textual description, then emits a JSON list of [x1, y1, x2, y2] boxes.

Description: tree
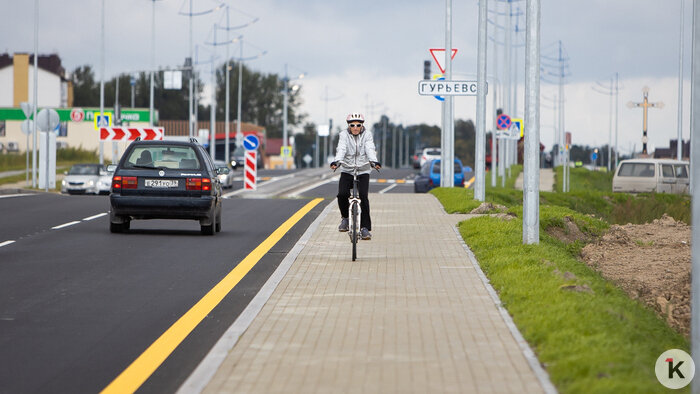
[[71, 65, 99, 106]]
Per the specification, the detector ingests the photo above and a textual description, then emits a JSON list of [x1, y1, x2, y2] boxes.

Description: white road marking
[[378, 183, 398, 194], [52, 221, 81, 230], [0, 240, 16, 248], [286, 175, 339, 198], [83, 212, 108, 221], [0, 193, 37, 199]]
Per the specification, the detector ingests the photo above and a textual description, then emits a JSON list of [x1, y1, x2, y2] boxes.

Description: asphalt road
[[0, 166, 423, 393], [0, 193, 325, 394]]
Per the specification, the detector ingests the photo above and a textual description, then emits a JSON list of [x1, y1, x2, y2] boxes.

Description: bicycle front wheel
[[351, 203, 358, 261]]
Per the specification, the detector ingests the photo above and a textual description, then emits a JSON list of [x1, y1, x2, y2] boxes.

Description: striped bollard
[[244, 151, 257, 190]]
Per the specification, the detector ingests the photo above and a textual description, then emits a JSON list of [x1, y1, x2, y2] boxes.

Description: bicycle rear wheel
[[351, 203, 358, 261]]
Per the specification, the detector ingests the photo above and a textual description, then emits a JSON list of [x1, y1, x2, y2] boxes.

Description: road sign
[[303, 154, 312, 165], [70, 108, 85, 122], [21, 119, 34, 135], [163, 70, 182, 90], [243, 134, 259, 151], [36, 108, 60, 132], [511, 118, 523, 138], [244, 150, 257, 190], [497, 114, 511, 130], [281, 146, 292, 157], [20, 102, 34, 119], [418, 80, 483, 96], [99, 127, 164, 141], [429, 48, 458, 74], [317, 124, 329, 137], [94, 112, 112, 130], [591, 152, 598, 161]]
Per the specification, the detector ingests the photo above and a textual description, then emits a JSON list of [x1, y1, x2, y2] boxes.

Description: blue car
[[414, 158, 465, 193]]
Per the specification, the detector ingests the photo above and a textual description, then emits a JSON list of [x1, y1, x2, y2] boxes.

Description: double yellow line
[[101, 198, 324, 394]]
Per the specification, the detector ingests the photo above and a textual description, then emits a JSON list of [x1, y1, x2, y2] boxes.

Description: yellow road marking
[[464, 176, 475, 188], [101, 198, 324, 394], [377, 179, 387, 183], [396, 179, 405, 184]]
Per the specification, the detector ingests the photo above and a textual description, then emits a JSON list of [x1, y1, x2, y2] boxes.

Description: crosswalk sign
[[94, 112, 112, 130], [511, 118, 523, 138]]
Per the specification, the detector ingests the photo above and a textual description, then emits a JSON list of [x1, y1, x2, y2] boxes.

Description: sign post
[[243, 134, 259, 190], [20, 102, 34, 186], [36, 108, 60, 191]]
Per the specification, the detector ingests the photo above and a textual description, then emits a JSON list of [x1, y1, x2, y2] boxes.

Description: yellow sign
[[511, 118, 524, 138], [280, 146, 292, 157], [94, 112, 113, 130]]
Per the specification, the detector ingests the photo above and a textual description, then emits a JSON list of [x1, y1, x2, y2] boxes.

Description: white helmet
[[346, 113, 365, 123]]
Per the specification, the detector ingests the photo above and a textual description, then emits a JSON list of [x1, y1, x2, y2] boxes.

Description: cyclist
[[330, 113, 381, 240]]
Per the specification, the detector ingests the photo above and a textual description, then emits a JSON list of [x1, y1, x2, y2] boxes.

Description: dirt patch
[[580, 214, 690, 336], [546, 216, 591, 244], [470, 202, 507, 214]]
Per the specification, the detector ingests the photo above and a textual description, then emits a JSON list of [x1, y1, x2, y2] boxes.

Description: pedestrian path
[[182, 194, 554, 393], [515, 168, 555, 192]]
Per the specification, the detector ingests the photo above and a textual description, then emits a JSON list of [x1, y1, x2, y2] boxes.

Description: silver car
[[214, 160, 235, 189], [61, 163, 105, 195]]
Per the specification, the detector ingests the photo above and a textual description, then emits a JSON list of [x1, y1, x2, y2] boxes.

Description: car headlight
[[87, 180, 94, 186], [62, 180, 66, 186]]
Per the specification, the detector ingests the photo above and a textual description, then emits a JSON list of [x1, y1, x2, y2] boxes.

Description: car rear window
[[124, 145, 201, 169], [431, 161, 463, 174], [618, 163, 655, 177], [425, 149, 440, 156], [68, 165, 101, 175]]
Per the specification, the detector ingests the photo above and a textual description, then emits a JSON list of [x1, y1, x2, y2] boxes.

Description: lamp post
[[149, 0, 163, 127], [282, 65, 305, 169]]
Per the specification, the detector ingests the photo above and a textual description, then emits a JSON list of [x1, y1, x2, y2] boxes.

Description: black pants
[[337, 172, 371, 231]]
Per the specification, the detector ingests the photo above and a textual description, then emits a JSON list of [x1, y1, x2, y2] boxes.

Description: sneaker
[[360, 227, 371, 240], [338, 218, 349, 232]]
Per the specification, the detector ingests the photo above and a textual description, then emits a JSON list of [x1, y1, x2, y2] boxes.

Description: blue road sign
[[243, 134, 259, 151], [591, 152, 598, 161], [497, 114, 511, 130]]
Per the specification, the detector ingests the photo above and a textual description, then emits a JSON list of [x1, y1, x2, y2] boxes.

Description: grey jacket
[[333, 129, 379, 175]]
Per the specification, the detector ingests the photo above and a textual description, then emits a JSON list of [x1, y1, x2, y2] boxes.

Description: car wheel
[[110, 221, 125, 233], [201, 214, 216, 236]]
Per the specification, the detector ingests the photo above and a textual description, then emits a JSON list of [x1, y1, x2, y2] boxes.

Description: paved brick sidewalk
[[190, 194, 552, 393]]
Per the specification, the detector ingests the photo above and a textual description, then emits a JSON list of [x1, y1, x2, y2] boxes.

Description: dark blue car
[[414, 158, 465, 193]]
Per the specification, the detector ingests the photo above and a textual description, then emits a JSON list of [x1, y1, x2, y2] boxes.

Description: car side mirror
[[107, 164, 117, 172]]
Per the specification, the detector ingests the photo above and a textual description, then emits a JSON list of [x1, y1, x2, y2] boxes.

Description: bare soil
[[579, 214, 691, 336]]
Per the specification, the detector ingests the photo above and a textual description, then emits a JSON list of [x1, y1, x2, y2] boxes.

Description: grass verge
[[432, 187, 689, 393]]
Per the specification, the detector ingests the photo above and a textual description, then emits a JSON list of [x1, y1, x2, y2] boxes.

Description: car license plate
[[145, 179, 178, 188]]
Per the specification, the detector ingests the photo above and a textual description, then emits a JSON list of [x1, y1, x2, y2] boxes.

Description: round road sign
[[497, 114, 511, 130], [243, 134, 259, 151]]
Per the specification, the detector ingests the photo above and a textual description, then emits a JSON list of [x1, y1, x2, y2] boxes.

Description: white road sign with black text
[[418, 80, 486, 96]]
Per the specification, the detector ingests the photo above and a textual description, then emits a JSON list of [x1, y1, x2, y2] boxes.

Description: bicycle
[[334, 162, 378, 261]]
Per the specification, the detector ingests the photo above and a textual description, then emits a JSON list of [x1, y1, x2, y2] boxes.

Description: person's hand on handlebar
[[330, 161, 338, 171], [370, 161, 381, 170]]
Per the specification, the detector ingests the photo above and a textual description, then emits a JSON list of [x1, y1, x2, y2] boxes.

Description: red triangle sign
[[429, 48, 458, 74]]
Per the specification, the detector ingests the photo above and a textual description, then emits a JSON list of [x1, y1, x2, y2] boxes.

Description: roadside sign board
[[244, 151, 257, 190], [418, 80, 484, 96], [20, 102, 33, 118], [511, 118, 523, 139], [37, 108, 60, 132], [94, 113, 112, 130], [429, 48, 458, 74], [243, 134, 259, 151], [70, 108, 85, 122], [281, 146, 292, 157], [497, 114, 511, 130]]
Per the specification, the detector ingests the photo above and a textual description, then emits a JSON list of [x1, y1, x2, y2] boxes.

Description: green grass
[[554, 166, 614, 193], [1, 147, 105, 190], [431, 187, 689, 393]]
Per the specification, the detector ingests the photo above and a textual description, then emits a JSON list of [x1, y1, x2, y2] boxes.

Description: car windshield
[[68, 164, 101, 175], [425, 149, 440, 156], [124, 145, 201, 169]]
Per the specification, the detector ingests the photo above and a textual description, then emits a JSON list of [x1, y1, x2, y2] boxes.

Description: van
[[612, 158, 689, 194]]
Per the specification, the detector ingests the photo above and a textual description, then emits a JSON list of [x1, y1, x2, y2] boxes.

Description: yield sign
[[100, 127, 164, 141], [429, 48, 458, 74]]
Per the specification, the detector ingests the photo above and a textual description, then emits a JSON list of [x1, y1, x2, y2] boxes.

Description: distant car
[[61, 163, 105, 195], [419, 147, 441, 167], [414, 158, 465, 193], [230, 147, 246, 170], [96, 166, 114, 195], [412, 149, 423, 169], [108, 139, 227, 235], [612, 158, 689, 194], [214, 160, 234, 188]]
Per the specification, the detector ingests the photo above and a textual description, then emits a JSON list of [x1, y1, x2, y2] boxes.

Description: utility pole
[[523, 0, 540, 245], [475, 0, 488, 201], [677, 0, 685, 161], [441, 0, 454, 188]]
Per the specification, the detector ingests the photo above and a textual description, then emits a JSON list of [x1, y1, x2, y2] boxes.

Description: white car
[[419, 147, 441, 167], [214, 160, 235, 189], [61, 163, 105, 195]]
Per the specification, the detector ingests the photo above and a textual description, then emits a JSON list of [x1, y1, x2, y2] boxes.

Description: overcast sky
[[1, 0, 693, 154]]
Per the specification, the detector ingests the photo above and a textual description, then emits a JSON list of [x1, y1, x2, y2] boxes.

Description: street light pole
[[32, 0, 38, 188], [283, 64, 289, 169], [236, 42, 243, 150], [224, 8, 230, 164], [475, 0, 488, 201], [149, 0, 157, 127], [189, 0, 194, 137], [99, 0, 105, 165], [210, 25, 217, 161]]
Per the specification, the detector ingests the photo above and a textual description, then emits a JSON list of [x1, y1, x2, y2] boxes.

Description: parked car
[[61, 163, 105, 195], [108, 138, 227, 235], [230, 147, 246, 170], [612, 158, 689, 194], [214, 160, 234, 188], [414, 158, 465, 193], [419, 147, 441, 167]]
